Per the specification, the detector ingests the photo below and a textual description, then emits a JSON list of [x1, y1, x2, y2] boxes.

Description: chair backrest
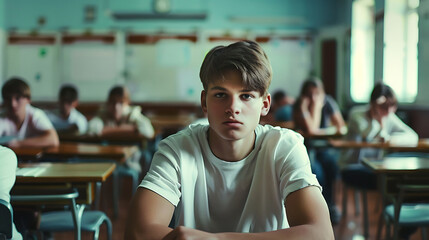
[[0, 199, 13, 239], [11, 188, 82, 240]]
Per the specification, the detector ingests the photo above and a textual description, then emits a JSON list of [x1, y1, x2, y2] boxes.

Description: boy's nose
[[225, 97, 241, 115]]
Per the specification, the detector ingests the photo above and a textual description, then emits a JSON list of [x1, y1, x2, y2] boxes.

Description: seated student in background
[[339, 82, 418, 189], [272, 89, 295, 122], [293, 77, 346, 224], [0, 146, 23, 240], [88, 85, 155, 173], [45, 84, 88, 135], [293, 78, 345, 135], [0, 77, 59, 148], [88, 85, 154, 139], [125, 41, 334, 239], [259, 90, 294, 127]]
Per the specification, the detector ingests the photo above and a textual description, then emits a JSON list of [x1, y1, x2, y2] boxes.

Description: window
[[350, 0, 375, 102], [383, 0, 419, 102]]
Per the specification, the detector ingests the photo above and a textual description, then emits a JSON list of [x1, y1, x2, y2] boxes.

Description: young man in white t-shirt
[[125, 41, 334, 240], [0, 77, 59, 148], [45, 84, 88, 135]]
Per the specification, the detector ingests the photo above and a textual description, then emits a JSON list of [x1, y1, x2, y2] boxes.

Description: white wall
[[3, 31, 314, 103]]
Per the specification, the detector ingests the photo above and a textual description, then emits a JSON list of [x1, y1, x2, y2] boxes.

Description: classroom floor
[[52, 178, 425, 240]]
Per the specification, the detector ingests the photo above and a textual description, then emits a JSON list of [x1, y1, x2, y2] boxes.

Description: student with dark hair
[[45, 84, 88, 135], [340, 82, 418, 188], [88, 85, 155, 173], [0, 77, 59, 147], [125, 41, 334, 240], [271, 89, 295, 122], [293, 77, 346, 224]]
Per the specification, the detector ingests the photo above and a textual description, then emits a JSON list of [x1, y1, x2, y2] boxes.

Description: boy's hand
[[163, 226, 218, 240]]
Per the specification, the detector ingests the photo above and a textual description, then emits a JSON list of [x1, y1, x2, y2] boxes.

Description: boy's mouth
[[223, 120, 243, 126]]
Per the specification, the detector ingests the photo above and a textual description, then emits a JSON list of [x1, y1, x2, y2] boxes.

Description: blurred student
[[340, 82, 419, 239], [293, 77, 346, 223], [125, 41, 334, 240], [293, 78, 345, 135], [340, 82, 418, 188], [0, 77, 59, 148], [88, 85, 155, 172], [45, 85, 88, 135], [0, 146, 23, 240], [272, 89, 295, 122]]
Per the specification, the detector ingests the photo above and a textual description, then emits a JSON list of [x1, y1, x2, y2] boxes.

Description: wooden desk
[[362, 157, 429, 239], [44, 142, 139, 163], [59, 133, 149, 144], [14, 162, 116, 206], [148, 114, 196, 137], [10, 147, 44, 160], [329, 139, 429, 152]]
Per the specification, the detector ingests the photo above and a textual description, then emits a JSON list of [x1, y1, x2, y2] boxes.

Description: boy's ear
[[260, 94, 271, 117], [201, 90, 207, 113]]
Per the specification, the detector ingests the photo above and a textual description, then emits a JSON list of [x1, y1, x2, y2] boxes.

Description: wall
[[1, 0, 340, 103], [417, 0, 429, 105], [4, 0, 338, 31]]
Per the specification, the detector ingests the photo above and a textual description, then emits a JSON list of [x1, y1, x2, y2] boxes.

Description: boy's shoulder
[[257, 124, 304, 145]]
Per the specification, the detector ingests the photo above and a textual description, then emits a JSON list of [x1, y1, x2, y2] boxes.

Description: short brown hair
[[59, 85, 78, 103], [299, 77, 324, 97], [2, 77, 31, 101], [107, 85, 130, 103], [199, 40, 272, 96], [370, 82, 397, 105]]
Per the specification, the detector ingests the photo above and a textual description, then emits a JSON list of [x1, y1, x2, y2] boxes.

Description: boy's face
[[4, 94, 29, 119], [201, 70, 270, 142], [107, 96, 127, 121], [60, 100, 78, 117], [305, 86, 324, 104]]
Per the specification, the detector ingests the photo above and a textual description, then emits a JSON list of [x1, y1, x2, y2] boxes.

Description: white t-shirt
[[339, 105, 419, 168], [45, 108, 88, 134], [140, 124, 320, 233], [0, 105, 55, 140], [0, 146, 23, 240], [88, 105, 154, 138]]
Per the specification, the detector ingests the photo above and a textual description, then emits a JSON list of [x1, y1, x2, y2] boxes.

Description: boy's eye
[[241, 94, 253, 100], [214, 93, 226, 98]]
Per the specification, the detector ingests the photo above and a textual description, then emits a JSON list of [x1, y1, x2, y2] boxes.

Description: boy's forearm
[[125, 223, 172, 240], [216, 224, 333, 240], [12, 130, 59, 148]]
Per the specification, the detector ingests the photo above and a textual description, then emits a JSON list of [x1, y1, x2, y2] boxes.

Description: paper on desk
[[16, 166, 47, 177]]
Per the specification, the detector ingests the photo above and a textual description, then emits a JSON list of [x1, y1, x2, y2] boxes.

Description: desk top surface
[[10, 147, 44, 158], [16, 162, 116, 183], [44, 142, 138, 162], [362, 157, 429, 173], [329, 139, 429, 152]]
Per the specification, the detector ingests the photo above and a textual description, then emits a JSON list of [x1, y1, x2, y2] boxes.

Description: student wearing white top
[[0, 146, 23, 240], [0, 78, 59, 148], [45, 85, 88, 135], [340, 83, 418, 189], [88, 86, 155, 173], [125, 41, 334, 240], [87, 86, 154, 139]]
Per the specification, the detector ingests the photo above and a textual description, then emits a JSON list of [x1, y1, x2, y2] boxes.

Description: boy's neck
[[207, 128, 256, 162], [8, 111, 26, 131]]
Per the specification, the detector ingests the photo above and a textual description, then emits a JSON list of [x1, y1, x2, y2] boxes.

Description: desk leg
[[113, 169, 119, 219], [94, 182, 101, 210], [376, 173, 387, 240]]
